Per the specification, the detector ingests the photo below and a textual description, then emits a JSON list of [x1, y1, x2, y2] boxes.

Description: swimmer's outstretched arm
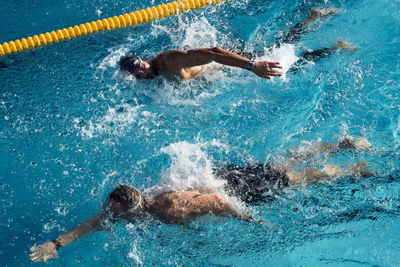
[[156, 47, 283, 79], [30, 213, 105, 263]]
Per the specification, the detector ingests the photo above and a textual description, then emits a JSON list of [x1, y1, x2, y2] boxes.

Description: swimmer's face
[[106, 201, 124, 217], [133, 60, 156, 79], [104, 201, 132, 221], [104, 199, 144, 220]]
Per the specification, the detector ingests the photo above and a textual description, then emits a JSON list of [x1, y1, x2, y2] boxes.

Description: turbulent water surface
[[1, 0, 400, 265]]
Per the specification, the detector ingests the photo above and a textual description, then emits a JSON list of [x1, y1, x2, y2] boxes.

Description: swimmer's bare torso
[[146, 190, 239, 223]]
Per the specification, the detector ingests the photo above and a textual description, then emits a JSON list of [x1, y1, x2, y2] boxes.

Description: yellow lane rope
[[0, 0, 226, 57]]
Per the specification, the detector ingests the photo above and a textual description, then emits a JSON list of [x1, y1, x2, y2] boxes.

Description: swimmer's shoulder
[[154, 49, 186, 70], [154, 50, 175, 64]]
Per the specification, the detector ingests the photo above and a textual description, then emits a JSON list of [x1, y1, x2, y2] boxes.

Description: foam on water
[[73, 101, 143, 138], [2, 0, 400, 265], [153, 15, 220, 49], [126, 237, 142, 265], [259, 44, 299, 81], [158, 141, 225, 192], [97, 45, 130, 71]]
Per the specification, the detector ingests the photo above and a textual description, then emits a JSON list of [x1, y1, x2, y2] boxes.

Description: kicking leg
[[286, 161, 374, 185], [287, 135, 371, 162], [279, 7, 340, 44], [278, 136, 373, 185], [300, 40, 357, 62], [346, 161, 375, 177], [288, 39, 357, 74], [286, 168, 330, 185], [229, 7, 340, 60], [338, 135, 371, 150]]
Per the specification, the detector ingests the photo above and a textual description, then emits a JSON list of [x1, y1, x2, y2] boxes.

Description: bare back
[[148, 190, 237, 223]]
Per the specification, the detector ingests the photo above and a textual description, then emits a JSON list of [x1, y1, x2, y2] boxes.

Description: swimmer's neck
[[142, 196, 156, 213], [150, 59, 160, 77]]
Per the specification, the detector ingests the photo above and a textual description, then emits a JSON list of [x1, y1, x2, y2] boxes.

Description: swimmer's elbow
[[180, 72, 193, 80], [209, 47, 231, 60], [211, 46, 224, 53]]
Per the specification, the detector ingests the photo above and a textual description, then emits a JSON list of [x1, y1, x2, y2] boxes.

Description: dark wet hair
[[106, 185, 144, 213], [119, 54, 141, 74]]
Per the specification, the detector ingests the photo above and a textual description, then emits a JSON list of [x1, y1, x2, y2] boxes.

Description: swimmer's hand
[[30, 241, 58, 263], [252, 61, 283, 79]]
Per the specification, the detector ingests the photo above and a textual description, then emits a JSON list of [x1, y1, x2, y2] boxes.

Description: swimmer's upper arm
[[161, 48, 218, 70], [207, 195, 241, 217], [209, 195, 257, 223]]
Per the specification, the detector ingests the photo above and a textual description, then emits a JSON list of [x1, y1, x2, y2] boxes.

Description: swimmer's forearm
[[183, 47, 282, 79], [54, 214, 104, 249]]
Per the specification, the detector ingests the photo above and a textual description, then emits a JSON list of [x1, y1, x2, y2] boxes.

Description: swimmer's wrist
[[52, 239, 62, 250], [246, 60, 255, 71]]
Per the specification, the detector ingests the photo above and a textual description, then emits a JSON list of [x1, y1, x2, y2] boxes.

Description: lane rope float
[[0, 0, 226, 57]]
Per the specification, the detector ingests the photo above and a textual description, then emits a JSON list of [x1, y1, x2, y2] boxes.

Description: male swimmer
[[30, 135, 374, 263], [120, 7, 355, 81]]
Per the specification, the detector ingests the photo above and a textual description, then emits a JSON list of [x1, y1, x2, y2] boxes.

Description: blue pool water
[[1, 0, 400, 265]]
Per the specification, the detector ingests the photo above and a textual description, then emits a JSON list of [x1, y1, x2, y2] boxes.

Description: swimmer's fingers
[[30, 251, 44, 262], [29, 242, 58, 262], [29, 245, 41, 256], [253, 61, 283, 79], [266, 70, 283, 76], [268, 62, 283, 69], [260, 71, 282, 79], [30, 251, 58, 263], [30, 246, 45, 262]]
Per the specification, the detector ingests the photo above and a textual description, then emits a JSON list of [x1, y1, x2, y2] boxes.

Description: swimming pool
[[1, 0, 400, 265]]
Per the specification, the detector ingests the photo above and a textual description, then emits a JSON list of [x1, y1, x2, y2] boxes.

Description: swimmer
[[119, 47, 283, 80], [120, 7, 353, 81], [30, 186, 251, 263], [30, 135, 374, 263]]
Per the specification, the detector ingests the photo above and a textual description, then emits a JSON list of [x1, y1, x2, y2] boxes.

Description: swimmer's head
[[119, 54, 157, 79], [105, 185, 146, 218]]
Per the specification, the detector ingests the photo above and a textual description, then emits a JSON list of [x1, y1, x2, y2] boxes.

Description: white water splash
[[153, 15, 219, 49], [73, 102, 143, 138], [259, 44, 299, 81], [158, 141, 226, 192], [145, 141, 246, 213], [126, 236, 142, 265], [98, 45, 131, 71]]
